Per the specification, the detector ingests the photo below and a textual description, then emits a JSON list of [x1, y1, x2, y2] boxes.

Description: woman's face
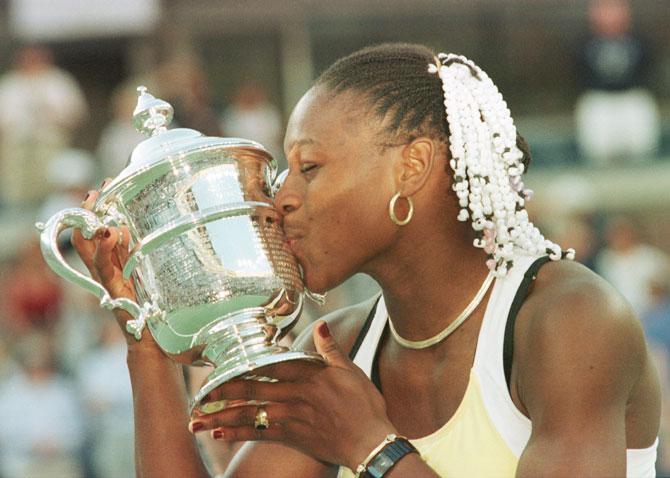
[[275, 87, 400, 293]]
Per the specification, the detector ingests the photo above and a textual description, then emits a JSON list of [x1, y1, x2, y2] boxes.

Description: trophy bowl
[[37, 87, 323, 412]]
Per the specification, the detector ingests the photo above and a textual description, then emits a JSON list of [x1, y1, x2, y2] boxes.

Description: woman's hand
[[70, 183, 155, 348], [189, 321, 398, 470]]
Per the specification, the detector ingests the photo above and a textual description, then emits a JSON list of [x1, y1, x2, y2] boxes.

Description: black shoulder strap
[[503, 256, 553, 389], [370, 328, 386, 393], [348, 295, 382, 361]]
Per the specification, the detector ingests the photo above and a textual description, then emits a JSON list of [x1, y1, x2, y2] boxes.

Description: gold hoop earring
[[389, 192, 414, 226]]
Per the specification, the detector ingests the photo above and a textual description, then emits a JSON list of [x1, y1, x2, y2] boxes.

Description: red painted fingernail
[[318, 322, 330, 339], [212, 429, 224, 440], [84, 192, 91, 202], [103, 229, 111, 238], [190, 421, 204, 433]]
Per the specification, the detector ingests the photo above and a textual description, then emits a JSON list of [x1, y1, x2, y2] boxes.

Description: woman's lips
[[285, 237, 301, 252], [281, 224, 304, 256]]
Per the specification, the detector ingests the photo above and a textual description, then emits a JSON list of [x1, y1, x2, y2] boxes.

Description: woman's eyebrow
[[285, 138, 319, 152]]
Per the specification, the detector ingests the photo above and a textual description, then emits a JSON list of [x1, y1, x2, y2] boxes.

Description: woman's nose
[[273, 170, 302, 215]]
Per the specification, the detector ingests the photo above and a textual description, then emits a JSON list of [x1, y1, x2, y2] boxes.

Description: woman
[[73, 43, 660, 477]]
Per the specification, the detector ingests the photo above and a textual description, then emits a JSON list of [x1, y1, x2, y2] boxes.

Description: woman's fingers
[[94, 226, 121, 284], [114, 225, 131, 266], [252, 359, 324, 383], [200, 378, 301, 406], [82, 188, 99, 209], [190, 403, 308, 443], [313, 321, 350, 369], [191, 402, 296, 431], [208, 424, 285, 442], [71, 190, 103, 279], [200, 361, 325, 406]]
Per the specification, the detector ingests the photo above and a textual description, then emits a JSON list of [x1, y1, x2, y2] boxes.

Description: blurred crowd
[[0, 0, 668, 476]]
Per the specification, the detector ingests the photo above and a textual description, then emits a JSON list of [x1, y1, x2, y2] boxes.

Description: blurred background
[[0, 0, 668, 476]]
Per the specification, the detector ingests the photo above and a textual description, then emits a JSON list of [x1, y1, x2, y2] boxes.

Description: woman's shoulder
[[516, 258, 644, 347], [293, 294, 381, 354], [514, 258, 648, 398], [526, 258, 636, 322]]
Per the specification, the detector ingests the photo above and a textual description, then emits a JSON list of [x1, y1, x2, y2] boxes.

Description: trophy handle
[[35, 207, 153, 340]]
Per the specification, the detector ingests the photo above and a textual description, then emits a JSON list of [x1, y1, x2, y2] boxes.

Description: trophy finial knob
[[132, 86, 174, 137]]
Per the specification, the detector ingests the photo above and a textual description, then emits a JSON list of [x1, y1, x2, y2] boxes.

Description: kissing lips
[[284, 236, 302, 257]]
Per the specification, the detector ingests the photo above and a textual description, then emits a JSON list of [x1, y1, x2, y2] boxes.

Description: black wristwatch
[[359, 435, 419, 478]]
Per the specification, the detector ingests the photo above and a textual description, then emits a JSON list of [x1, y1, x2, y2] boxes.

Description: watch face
[[368, 454, 394, 477]]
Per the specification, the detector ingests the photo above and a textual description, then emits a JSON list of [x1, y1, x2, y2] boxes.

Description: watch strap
[[356, 434, 419, 478]]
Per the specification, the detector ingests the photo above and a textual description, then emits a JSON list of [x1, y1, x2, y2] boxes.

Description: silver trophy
[[37, 87, 323, 412]]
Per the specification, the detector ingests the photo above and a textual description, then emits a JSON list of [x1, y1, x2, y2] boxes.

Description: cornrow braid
[[316, 43, 531, 168], [316, 43, 448, 142]]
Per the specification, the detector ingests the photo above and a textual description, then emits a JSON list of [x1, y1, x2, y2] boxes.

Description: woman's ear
[[395, 137, 438, 196]]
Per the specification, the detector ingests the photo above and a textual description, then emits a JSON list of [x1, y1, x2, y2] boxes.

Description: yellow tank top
[[337, 370, 518, 478], [338, 253, 658, 478]]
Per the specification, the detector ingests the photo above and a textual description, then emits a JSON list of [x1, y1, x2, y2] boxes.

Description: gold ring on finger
[[254, 407, 269, 430]]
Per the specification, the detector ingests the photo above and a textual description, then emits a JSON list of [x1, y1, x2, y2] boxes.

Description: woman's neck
[[365, 221, 491, 344]]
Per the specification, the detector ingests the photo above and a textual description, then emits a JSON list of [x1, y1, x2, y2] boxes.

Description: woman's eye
[[300, 163, 318, 174]]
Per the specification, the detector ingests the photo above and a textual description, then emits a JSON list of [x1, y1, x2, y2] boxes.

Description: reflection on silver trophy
[[37, 87, 323, 412]]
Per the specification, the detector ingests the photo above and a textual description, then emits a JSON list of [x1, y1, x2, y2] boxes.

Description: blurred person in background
[[96, 84, 146, 179], [54, 265, 111, 376], [0, 332, 84, 478], [221, 82, 283, 162], [73, 43, 660, 478], [575, 0, 660, 166], [531, 174, 600, 271], [595, 215, 670, 317], [0, 44, 88, 210], [1, 238, 63, 336], [155, 53, 222, 137], [541, 216, 600, 271], [76, 318, 134, 478], [38, 148, 98, 225]]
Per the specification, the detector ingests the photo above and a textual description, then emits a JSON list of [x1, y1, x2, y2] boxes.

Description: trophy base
[[190, 349, 324, 414]]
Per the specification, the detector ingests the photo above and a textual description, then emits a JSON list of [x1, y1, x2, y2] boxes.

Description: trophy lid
[[98, 87, 275, 203]]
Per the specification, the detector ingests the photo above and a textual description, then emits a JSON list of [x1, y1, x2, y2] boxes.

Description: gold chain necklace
[[388, 272, 495, 350]]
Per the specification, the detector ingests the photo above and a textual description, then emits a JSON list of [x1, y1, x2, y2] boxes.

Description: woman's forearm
[[127, 346, 210, 478], [385, 454, 440, 478]]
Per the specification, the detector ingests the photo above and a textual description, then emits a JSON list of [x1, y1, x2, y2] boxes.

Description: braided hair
[[315, 43, 573, 275], [315, 43, 531, 168]]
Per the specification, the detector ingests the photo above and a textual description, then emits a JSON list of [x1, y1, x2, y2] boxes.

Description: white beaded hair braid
[[427, 53, 575, 276]]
